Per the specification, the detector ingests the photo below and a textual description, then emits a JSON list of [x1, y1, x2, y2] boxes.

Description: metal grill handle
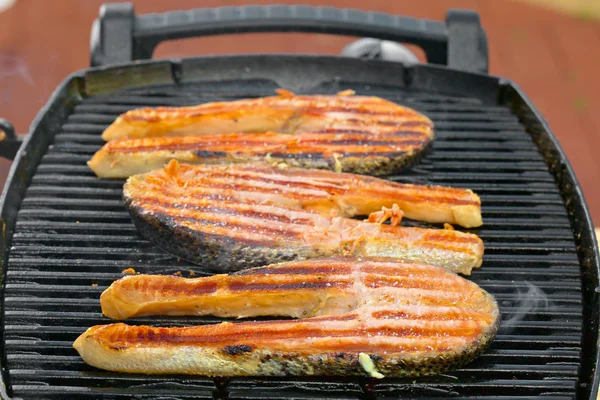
[[90, 3, 488, 73]]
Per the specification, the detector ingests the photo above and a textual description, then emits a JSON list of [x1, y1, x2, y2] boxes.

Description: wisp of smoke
[[0, 53, 33, 85], [503, 281, 551, 333]]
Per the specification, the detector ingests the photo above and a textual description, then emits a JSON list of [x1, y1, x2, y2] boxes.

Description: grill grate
[[3, 80, 583, 399]]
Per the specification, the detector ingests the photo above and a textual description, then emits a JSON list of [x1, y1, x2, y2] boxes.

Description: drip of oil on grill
[[3, 81, 582, 399]]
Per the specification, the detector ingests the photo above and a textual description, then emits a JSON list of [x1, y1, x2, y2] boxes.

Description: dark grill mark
[[372, 310, 490, 322], [116, 139, 427, 155], [362, 275, 462, 291], [134, 166, 480, 207], [308, 139, 427, 147], [161, 171, 340, 195], [376, 120, 429, 127], [109, 319, 481, 348], [423, 232, 482, 244], [302, 106, 417, 117], [108, 128, 432, 154], [133, 196, 315, 226], [262, 150, 411, 159], [111, 136, 282, 153], [248, 314, 359, 324], [307, 130, 429, 139], [223, 344, 254, 356], [159, 281, 219, 296], [336, 151, 408, 158], [148, 209, 303, 243], [267, 152, 325, 159], [401, 120, 433, 127], [234, 265, 352, 276], [195, 150, 229, 158], [228, 281, 352, 292], [185, 108, 282, 118]]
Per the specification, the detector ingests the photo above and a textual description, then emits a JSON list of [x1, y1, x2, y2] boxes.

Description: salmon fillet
[[74, 258, 500, 378], [90, 90, 434, 178], [123, 160, 484, 274]]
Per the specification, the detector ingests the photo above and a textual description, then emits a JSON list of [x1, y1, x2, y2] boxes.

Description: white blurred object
[[0, 0, 15, 13], [341, 38, 420, 65]]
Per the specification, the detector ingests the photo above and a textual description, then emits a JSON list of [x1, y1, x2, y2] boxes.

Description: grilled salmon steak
[[74, 258, 500, 378], [90, 90, 434, 178], [123, 160, 484, 274]]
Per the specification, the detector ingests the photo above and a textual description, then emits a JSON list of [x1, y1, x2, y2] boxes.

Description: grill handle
[[0, 118, 21, 161], [90, 3, 488, 73]]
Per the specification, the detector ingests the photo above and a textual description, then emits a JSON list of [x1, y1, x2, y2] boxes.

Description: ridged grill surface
[[3, 80, 582, 399]]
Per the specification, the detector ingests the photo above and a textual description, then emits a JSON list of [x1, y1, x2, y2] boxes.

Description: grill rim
[[0, 54, 597, 399], [498, 81, 600, 400]]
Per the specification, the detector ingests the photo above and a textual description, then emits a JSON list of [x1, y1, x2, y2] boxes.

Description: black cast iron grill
[[0, 79, 583, 399], [0, 3, 598, 400]]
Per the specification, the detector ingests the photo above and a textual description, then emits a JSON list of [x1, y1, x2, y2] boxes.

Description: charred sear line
[[222, 344, 254, 356], [423, 233, 482, 244], [129, 203, 302, 268], [267, 152, 325, 159], [307, 139, 428, 147], [306, 107, 425, 118], [172, 215, 301, 239], [234, 265, 352, 276], [261, 151, 411, 159], [134, 196, 313, 225], [310, 129, 428, 137], [194, 150, 229, 158], [249, 314, 359, 325], [295, 133, 429, 142], [342, 118, 430, 128], [228, 281, 352, 292], [159, 281, 219, 296], [336, 152, 409, 158], [401, 120, 434, 127], [372, 310, 493, 322], [144, 207, 301, 244], [127, 325, 482, 346], [107, 135, 430, 155], [193, 173, 340, 194]]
